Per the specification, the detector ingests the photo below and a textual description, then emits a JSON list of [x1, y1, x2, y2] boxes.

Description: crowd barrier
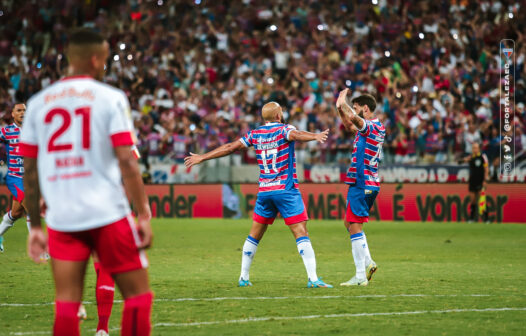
[[0, 183, 523, 223]]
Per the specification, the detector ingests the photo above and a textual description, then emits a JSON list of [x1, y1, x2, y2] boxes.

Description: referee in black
[[461, 143, 489, 222]]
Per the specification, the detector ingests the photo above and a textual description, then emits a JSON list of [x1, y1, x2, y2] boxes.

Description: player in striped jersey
[[0, 103, 31, 252], [185, 102, 333, 288], [336, 89, 385, 286]]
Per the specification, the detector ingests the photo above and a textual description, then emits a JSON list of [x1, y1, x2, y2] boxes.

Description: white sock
[[351, 232, 367, 280], [26, 215, 31, 233], [0, 211, 15, 236], [362, 231, 373, 265], [240, 236, 259, 280], [296, 236, 318, 282]]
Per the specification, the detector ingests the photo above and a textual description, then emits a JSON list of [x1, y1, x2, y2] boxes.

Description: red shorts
[[47, 215, 148, 275], [346, 204, 369, 223]]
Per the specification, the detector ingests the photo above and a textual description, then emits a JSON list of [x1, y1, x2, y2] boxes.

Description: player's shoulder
[[3, 123, 18, 131], [369, 118, 386, 132]]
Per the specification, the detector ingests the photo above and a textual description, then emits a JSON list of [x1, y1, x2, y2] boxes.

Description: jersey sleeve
[[109, 92, 135, 147], [359, 119, 374, 137], [482, 153, 489, 167], [281, 124, 297, 141], [19, 100, 39, 158], [0, 127, 6, 142], [240, 130, 253, 147]]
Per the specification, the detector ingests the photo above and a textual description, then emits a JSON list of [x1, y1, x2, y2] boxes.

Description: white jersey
[[19, 75, 135, 232]]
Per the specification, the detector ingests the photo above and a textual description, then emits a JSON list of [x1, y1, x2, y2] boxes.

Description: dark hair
[[351, 94, 377, 112], [68, 28, 104, 46]]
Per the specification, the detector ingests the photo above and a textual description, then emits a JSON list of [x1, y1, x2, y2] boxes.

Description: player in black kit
[[461, 143, 489, 222]]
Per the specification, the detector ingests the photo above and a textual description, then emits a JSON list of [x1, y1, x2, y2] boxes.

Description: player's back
[[345, 118, 385, 191], [240, 122, 298, 194], [20, 76, 134, 231]]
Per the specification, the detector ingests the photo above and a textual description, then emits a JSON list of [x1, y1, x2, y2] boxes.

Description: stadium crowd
[[1, 0, 525, 179]]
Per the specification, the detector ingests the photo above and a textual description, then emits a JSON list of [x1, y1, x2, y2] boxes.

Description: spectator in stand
[[0, 0, 524, 171], [394, 132, 408, 164], [424, 123, 439, 164]]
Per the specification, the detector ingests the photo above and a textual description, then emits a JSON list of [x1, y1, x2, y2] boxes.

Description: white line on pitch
[[8, 307, 526, 335], [153, 307, 526, 328], [0, 294, 495, 307]]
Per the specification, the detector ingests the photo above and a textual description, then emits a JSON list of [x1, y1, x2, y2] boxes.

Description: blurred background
[[0, 0, 525, 184]]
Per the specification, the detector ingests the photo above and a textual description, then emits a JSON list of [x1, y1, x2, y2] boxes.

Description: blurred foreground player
[[19, 29, 153, 336], [185, 102, 332, 288], [336, 89, 385, 286], [0, 103, 31, 252]]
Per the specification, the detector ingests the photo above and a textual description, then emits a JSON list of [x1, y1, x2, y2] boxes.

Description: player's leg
[[239, 221, 268, 286], [341, 187, 370, 286], [47, 228, 91, 336], [19, 199, 31, 232], [52, 259, 88, 336], [94, 217, 153, 336], [361, 191, 379, 280], [287, 221, 331, 288], [93, 253, 115, 335], [0, 200, 21, 249], [469, 190, 480, 222], [239, 195, 275, 286], [0, 180, 25, 252], [113, 269, 152, 336], [277, 192, 331, 288]]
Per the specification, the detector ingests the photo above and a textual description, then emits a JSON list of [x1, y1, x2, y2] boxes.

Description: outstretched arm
[[288, 129, 329, 143], [336, 88, 365, 130], [184, 140, 245, 168]]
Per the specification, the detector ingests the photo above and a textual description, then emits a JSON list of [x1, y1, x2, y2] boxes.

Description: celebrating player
[[336, 88, 385, 286], [19, 29, 153, 336], [185, 102, 332, 288], [0, 102, 31, 252]]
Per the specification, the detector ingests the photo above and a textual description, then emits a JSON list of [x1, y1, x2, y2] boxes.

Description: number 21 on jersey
[[45, 107, 91, 152]]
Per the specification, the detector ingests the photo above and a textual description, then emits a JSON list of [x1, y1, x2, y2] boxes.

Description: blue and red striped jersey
[[0, 123, 24, 178], [345, 118, 385, 191], [240, 122, 298, 194]]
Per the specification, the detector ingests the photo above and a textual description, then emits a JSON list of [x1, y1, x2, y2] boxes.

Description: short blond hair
[[262, 102, 282, 122]]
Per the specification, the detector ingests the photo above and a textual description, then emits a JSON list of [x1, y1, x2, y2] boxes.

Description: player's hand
[[316, 129, 330, 143], [336, 88, 350, 109], [27, 227, 48, 264], [184, 152, 203, 168], [136, 212, 153, 249]]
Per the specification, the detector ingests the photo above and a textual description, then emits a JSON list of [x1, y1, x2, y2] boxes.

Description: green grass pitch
[[1, 218, 525, 335]]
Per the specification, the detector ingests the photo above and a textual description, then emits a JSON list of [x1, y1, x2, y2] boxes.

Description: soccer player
[[0, 102, 31, 252], [461, 143, 489, 222], [335, 88, 385, 286], [185, 102, 332, 288], [19, 29, 153, 336]]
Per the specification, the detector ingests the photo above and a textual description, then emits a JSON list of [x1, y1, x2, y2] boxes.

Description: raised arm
[[288, 129, 329, 143], [336, 88, 365, 130], [184, 140, 245, 168]]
